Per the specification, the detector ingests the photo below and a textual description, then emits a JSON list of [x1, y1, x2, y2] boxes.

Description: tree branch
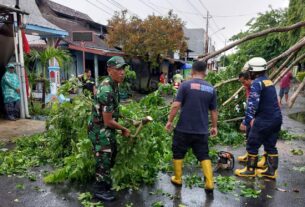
[[214, 77, 239, 88]]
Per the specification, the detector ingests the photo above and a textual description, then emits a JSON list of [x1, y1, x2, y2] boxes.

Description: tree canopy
[[229, 7, 288, 64], [106, 10, 187, 66], [286, 0, 305, 46]]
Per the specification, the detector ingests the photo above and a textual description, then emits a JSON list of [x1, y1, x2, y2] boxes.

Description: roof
[[47, 0, 93, 22], [184, 28, 206, 58], [0, 4, 29, 15], [1, 0, 66, 35], [36, 0, 120, 53]]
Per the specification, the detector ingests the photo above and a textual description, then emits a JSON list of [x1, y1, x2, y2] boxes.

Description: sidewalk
[[0, 119, 45, 142]]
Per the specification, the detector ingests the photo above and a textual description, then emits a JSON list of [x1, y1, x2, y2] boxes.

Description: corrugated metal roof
[[1, 0, 64, 32]]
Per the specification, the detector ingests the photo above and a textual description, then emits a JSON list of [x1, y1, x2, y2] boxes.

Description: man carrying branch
[[88, 56, 130, 201]]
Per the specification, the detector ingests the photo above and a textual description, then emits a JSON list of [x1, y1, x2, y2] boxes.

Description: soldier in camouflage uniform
[[88, 56, 130, 201]]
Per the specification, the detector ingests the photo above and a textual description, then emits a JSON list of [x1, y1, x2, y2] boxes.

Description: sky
[[51, 0, 289, 49]]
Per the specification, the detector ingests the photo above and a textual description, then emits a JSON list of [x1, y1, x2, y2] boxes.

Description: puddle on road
[[289, 111, 305, 124]]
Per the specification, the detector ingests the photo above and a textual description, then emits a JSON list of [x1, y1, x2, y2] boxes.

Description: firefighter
[[235, 57, 282, 179]]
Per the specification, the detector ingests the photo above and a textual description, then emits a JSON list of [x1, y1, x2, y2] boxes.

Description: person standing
[[165, 61, 218, 195], [79, 68, 96, 96], [235, 57, 282, 179], [1, 63, 21, 121], [279, 70, 293, 105], [173, 70, 184, 84], [237, 70, 252, 162], [88, 56, 130, 201]]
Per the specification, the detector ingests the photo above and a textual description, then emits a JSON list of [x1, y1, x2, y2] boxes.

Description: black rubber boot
[[257, 154, 279, 179], [93, 182, 115, 201], [235, 154, 258, 177]]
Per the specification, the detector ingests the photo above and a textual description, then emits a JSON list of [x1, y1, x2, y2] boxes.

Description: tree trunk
[[202, 21, 305, 61], [288, 77, 305, 108]]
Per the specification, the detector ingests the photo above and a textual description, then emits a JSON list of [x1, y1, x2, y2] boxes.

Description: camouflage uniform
[[88, 76, 120, 185]]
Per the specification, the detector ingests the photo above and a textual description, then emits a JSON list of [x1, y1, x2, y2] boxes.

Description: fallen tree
[[201, 21, 305, 61]]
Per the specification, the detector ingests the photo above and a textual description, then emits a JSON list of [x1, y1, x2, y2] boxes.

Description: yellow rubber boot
[[257, 154, 278, 179], [200, 160, 214, 194], [237, 152, 248, 162], [235, 154, 258, 177], [171, 159, 183, 186], [257, 152, 267, 169]]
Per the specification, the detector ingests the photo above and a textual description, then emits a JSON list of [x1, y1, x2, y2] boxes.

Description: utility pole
[[204, 11, 209, 54]]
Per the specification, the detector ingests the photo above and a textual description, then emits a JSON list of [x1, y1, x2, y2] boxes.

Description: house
[[0, 0, 68, 118], [35, 0, 123, 82]]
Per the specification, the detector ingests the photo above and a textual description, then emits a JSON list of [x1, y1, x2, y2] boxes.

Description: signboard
[[72, 31, 93, 42]]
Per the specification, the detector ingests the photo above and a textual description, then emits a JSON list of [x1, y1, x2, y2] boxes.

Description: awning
[[68, 44, 124, 57], [26, 24, 68, 37]]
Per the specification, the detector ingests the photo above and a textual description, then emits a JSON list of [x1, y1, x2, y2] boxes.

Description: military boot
[[93, 181, 115, 201], [171, 159, 183, 186], [235, 154, 258, 177], [200, 160, 214, 195], [257, 154, 278, 179], [237, 152, 248, 162], [257, 152, 267, 169]]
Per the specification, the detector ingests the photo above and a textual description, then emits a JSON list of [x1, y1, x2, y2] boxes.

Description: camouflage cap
[[107, 56, 127, 69]]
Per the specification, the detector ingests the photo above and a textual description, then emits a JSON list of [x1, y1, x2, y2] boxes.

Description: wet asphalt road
[[0, 91, 304, 207], [1, 139, 305, 207]]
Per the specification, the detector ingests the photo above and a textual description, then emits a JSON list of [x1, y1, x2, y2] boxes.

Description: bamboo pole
[[222, 87, 244, 106], [223, 116, 244, 123], [215, 77, 239, 88], [269, 51, 299, 80], [273, 52, 305, 85], [288, 77, 305, 108]]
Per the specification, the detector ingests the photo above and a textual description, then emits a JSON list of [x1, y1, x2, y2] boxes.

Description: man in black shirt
[[165, 61, 218, 195]]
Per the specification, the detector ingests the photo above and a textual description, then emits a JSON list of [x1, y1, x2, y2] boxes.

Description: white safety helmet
[[248, 57, 267, 72]]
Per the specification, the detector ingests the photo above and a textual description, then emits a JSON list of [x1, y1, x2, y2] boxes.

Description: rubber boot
[[171, 159, 183, 186], [257, 152, 267, 169], [237, 152, 248, 162], [257, 154, 278, 179], [93, 181, 115, 201], [200, 160, 214, 195], [235, 154, 258, 177]]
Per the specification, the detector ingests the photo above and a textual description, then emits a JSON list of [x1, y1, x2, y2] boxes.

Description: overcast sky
[[51, 0, 289, 49]]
